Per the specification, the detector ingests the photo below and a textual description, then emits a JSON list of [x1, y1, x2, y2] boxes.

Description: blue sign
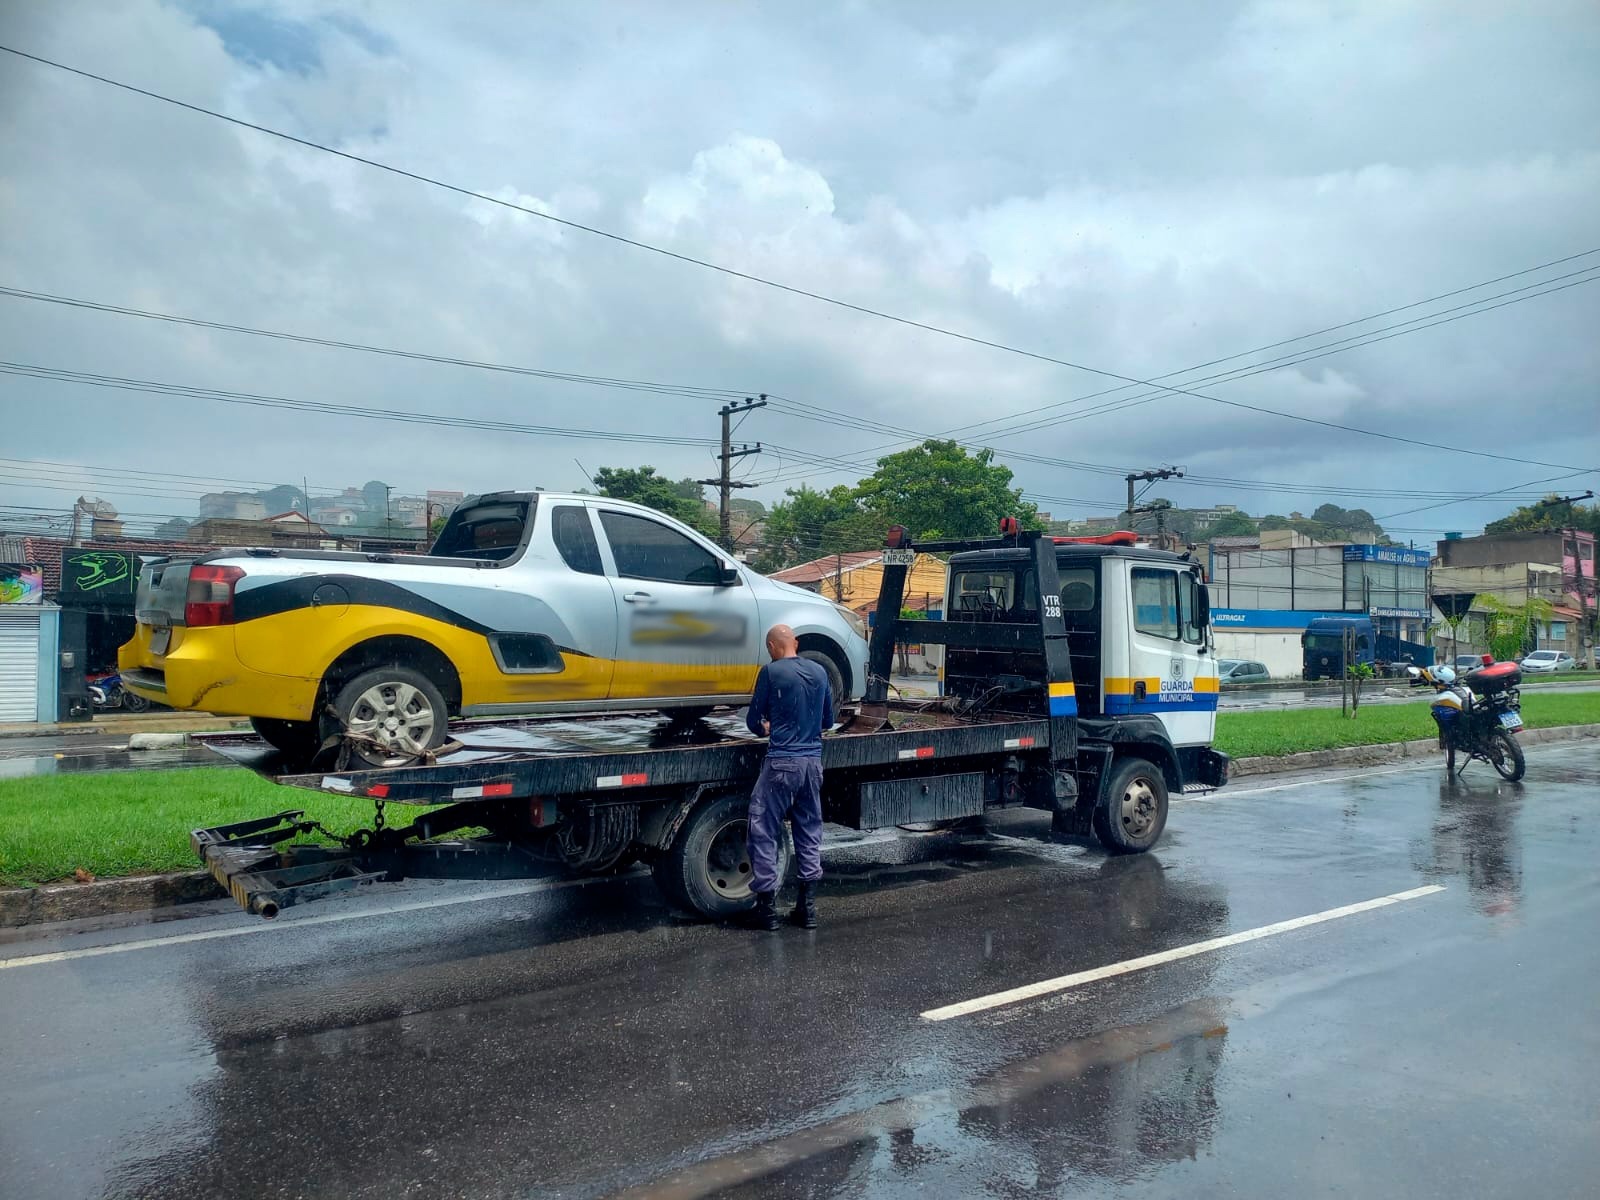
[[1211, 609, 1347, 629], [1342, 545, 1431, 567]]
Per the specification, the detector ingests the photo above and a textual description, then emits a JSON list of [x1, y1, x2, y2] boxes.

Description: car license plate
[[150, 626, 171, 656], [882, 548, 916, 565], [1498, 711, 1523, 731]]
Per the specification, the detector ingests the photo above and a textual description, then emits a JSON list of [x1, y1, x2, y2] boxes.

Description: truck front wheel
[[653, 792, 792, 917], [1094, 756, 1168, 854]]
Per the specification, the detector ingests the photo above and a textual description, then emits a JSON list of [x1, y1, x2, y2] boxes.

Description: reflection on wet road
[[0, 743, 1595, 1198]]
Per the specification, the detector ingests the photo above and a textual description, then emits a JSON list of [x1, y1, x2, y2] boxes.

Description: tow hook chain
[[373, 798, 387, 833]]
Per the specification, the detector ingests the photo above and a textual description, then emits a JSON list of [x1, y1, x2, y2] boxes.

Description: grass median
[[1214, 690, 1600, 759], [1, 692, 1596, 887]]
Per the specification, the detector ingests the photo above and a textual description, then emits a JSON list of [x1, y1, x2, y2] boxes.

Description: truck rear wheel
[[653, 792, 792, 917], [1093, 756, 1168, 854]]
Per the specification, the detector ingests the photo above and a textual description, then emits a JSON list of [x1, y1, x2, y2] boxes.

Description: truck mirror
[[1197, 582, 1212, 628]]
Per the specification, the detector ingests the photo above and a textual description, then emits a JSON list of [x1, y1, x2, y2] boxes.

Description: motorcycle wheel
[[121, 690, 151, 714], [1488, 728, 1525, 782]]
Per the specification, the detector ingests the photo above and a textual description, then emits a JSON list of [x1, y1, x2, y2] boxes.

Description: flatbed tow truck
[[191, 524, 1231, 919]]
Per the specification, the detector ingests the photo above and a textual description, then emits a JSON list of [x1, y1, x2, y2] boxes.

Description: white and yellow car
[[121, 492, 868, 764]]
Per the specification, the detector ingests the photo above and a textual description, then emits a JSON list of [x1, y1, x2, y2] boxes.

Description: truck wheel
[[653, 792, 792, 918], [1489, 729, 1526, 782], [799, 648, 845, 723], [1093, 756, 1168, 854], [250, 717, 324, 763], [326, 666, 448, 768]]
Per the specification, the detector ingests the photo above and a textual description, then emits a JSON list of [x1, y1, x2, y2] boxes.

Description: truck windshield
[[1305, 634, 1345, 651], [430, 499, 533, 561]]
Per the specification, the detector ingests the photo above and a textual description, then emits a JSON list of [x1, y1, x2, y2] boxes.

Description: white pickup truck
[[121, 491, 869, 765]]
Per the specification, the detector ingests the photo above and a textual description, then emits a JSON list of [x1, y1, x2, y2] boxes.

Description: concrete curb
[[2, 723, 1594, 929], [1228, 721, 1598, 776], [0, 871, 224, 928]]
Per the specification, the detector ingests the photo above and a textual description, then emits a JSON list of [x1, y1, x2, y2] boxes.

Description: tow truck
[[192, 523, 1230, 919]]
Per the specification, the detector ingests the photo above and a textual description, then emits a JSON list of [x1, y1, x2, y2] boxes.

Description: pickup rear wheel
[[250, 717, 324, 763], [326, 666, 448, 768], [653, 792, 792, 918], [1094, 756, 1168, 854]]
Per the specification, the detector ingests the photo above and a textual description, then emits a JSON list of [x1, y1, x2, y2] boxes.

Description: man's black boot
[[789, 880, 818, 929], [743, 891, 780, 931]]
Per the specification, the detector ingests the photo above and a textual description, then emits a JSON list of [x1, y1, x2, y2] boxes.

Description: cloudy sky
[[1, 0, 1596, 541]]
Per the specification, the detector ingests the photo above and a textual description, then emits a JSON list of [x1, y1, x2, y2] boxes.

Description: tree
[[1478, 593, 1555, 661], [592, 466, 717, 535], [1205, 511, 1258, 538], [855, 439, 1037, 540], [756, 484, 871, 571], [1485, 495, 1600, 537]]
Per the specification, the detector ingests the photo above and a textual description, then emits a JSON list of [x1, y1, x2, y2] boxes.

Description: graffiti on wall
[[1, 564, 45, 605]]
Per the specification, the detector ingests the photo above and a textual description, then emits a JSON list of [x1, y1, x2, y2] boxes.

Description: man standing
[[744, 624, 832, 931]]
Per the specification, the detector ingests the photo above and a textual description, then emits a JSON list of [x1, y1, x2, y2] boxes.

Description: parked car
[[120, 492, 870, 765], [1454, 654, 1486, 673], [1218, 659, 1270, 686], [1519, 650, 1577, 673]]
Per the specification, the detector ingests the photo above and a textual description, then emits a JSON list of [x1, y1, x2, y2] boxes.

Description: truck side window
[[1179, 572, 1204, 644], [599, 511, 722, 585], [552, 506, 604, 576], [1131, 568, 1180, 640]]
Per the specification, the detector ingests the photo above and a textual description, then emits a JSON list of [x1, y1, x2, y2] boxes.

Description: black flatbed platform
[[204, 703, 1055, 808]]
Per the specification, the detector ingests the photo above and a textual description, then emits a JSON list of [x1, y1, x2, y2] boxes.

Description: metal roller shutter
[[0, 608, 41, 722]]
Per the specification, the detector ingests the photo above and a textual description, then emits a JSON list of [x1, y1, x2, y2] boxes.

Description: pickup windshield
[[430, 499, 533, 561]]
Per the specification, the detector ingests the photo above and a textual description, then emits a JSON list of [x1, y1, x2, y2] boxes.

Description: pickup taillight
[[185, 565, 245, 627]]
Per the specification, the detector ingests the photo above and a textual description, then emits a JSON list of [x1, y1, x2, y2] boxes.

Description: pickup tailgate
[[131, 557, 197, 659]]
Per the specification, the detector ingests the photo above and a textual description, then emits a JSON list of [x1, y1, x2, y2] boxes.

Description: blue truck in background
[[1302, 616, 1434, 681]]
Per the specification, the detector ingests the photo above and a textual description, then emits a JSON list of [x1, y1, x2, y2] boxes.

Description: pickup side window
[[431, 500, 531, 562], [552, 505, 603, 576], [599, 511, 722, 585], [1131, 568, 1180, 640]]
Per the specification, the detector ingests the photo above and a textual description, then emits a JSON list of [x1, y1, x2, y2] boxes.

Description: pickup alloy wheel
[[329, 666, 448, 768]]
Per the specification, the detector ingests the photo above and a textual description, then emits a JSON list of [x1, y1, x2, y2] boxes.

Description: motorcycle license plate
[[150, 626, 171, 656], [1498, 711, 1523, 731]]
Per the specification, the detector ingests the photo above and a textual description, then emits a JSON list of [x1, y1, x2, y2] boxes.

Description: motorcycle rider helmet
[[1425, 666, 1457, 686]]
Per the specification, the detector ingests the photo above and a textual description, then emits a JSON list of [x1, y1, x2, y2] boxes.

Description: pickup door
[[591, 505, 763, 700]]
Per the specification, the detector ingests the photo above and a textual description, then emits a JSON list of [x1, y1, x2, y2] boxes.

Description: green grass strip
[[1, 691, 1595, 887]]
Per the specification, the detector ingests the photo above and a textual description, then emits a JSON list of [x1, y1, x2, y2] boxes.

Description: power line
[[0, 285, 751, 402], [8, 38, 1591, 466], [0, 361, 721, 448]]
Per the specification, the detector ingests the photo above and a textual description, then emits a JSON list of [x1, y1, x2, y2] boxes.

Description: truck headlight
[[834, 602, 868, 641]]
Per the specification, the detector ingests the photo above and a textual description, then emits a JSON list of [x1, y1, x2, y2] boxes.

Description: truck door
[[594, 507, 763, 700], [1112, 565, 1217, 747]]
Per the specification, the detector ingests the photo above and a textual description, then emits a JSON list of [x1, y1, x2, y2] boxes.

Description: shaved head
[[765, 624, 798, 660]]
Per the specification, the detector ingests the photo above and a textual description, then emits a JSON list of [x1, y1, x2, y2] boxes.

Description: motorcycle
[[87, 671, 152, 714], [1422, 663, 1525, 781]]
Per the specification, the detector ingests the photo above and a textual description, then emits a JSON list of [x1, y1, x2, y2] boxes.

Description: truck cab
[[943, 538, 1224, 818], [1301, 616, 1375, 681]]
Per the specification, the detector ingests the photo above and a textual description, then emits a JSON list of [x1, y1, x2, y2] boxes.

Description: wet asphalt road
[[1, 742, 1596, 1199]]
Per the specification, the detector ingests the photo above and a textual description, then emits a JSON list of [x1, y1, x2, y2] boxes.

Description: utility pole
[[1128, 500, 1174, 549], [1534, 491, 1596, 669], [696, 396, 766, 550], [1124, 467, 1184, 528]]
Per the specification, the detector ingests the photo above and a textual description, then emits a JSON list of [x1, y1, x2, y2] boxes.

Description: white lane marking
[[920, 883, 1446, 1021], [0, 877, 600, 971]]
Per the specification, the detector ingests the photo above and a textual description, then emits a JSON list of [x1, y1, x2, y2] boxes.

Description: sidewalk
[[0, 713, 250, 740]]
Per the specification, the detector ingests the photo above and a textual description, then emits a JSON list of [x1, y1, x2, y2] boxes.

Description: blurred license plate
[[150, 626, 171, 656], [1498, 711, 1523, 730]]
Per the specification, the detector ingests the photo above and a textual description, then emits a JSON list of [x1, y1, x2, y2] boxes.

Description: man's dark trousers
[[748, 758, 823, 893]]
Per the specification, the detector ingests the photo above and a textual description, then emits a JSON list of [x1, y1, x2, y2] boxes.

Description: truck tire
[[799, 648, 845, 723], [326, 666, 448, 768], [653, 791, 792, 918], [1093, 756, 1168, 854], [250, 717, 324, 763]]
